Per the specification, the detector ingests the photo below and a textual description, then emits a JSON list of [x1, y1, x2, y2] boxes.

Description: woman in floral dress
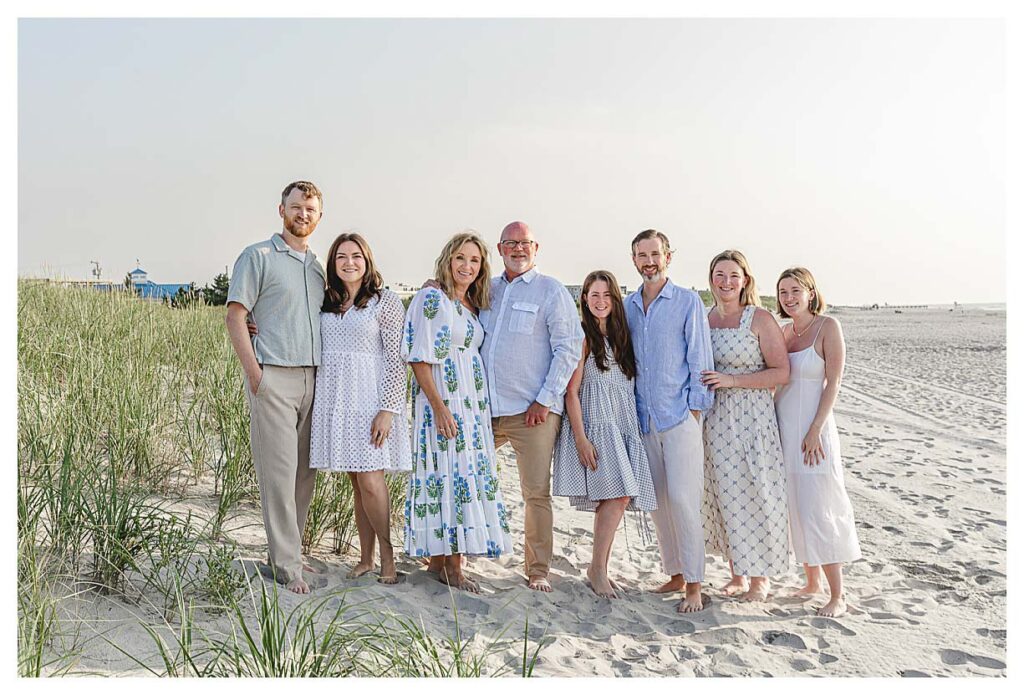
[[402, 232, 512, 592]]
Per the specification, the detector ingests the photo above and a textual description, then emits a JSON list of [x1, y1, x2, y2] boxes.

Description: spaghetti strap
[[812, 315, 827, 344]]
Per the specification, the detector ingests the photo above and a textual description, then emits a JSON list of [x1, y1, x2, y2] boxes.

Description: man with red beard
[[225, 181, 327, 594]]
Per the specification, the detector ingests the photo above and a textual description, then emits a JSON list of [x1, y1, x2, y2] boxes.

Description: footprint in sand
[[939, 649, 1006, 670], [762, 631, 808, 650], [808, 617, 857, 635]]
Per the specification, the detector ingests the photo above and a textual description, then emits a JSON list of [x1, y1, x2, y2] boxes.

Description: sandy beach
[[46, 306, 1006, 677]]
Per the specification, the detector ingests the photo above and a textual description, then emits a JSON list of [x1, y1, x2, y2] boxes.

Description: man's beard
[[285, 216, 315, 238]]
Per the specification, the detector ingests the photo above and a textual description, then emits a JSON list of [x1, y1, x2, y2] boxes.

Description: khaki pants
[[246, 365, 318, 584], [492, 413, 561, 578]]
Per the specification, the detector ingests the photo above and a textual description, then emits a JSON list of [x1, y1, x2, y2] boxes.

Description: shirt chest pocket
[[508, 301, 540, 335]]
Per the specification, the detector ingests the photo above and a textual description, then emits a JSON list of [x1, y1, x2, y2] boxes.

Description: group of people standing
[[226, 180, 861, 619]]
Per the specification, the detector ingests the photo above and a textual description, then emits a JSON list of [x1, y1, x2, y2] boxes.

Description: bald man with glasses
[[478, 221, 584, 593]]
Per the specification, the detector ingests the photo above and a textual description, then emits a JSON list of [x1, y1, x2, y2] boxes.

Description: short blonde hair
[[709, 249, 761, 308], [434, 232, 491, 310], [776, 266, 827, 318]]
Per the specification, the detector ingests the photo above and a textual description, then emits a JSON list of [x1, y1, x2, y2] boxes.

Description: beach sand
[[49, 306, 1006, 677]]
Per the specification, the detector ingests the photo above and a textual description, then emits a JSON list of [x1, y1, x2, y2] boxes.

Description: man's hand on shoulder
[[524, 401, 550, 427]]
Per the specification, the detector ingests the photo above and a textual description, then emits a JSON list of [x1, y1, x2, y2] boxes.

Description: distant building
[[89, 266, 193, 301]]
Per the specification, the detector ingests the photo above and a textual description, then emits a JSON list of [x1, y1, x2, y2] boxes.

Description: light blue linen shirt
[[625, 278, 715, 434], [478, 267, 584, 417]]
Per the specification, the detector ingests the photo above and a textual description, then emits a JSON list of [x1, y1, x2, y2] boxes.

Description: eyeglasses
[[499, 240, 535, 251]]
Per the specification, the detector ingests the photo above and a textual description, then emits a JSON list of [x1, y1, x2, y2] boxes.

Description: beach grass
[[17, 279, 542, 676]]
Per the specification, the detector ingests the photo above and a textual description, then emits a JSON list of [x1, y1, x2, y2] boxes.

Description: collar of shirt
[[270, 233, 313, 264], [499, 266, 539, 286], [630, 277, 677, 311]]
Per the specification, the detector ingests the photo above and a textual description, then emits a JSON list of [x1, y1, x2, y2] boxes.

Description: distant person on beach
[[552, 270, 656, 599], [307, 233, 410, 585], [479, 221, 584, 593], [225, 180, 327, 595], [699, 250, 791, 602], [625, 229, 715, 613], [403, 232, 513, 592], [775, 267, 862, 617]]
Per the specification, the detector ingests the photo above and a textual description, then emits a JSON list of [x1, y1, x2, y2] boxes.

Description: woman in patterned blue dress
[[402, 232, 513, 592]]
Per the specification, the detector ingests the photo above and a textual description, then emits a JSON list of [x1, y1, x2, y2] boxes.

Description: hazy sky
[[18, 18, 1004, 305]]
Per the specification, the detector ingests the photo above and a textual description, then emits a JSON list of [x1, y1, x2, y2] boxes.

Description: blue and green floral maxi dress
[[401, 288, 513, 558]]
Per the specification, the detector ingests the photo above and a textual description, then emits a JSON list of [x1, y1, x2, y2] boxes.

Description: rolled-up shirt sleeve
[[226, 249, 260, 311], [685, 295, 715, 411], [535, 287, 584, 409]]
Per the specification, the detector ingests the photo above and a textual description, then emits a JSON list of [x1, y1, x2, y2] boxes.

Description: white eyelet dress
[[775, 321, 862, 566], [701, 305, 791, 577], [309, 289, 412, 473]]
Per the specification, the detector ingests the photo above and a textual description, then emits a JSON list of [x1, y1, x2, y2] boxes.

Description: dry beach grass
[[16, 282, 1006, 676]]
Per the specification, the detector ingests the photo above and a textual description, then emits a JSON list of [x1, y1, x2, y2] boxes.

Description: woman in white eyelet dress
[[309, 233, 411, 585]]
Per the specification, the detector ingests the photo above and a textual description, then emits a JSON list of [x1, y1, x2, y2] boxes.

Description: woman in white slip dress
[[699, 250, 791, 602], [309, 233, 411, 585], [774, 267, 862, 617], [553, 270, 656, 600]]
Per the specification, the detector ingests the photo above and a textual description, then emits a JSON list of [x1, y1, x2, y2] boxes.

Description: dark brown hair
[[776, 266, 827, 318], [280, 180, 323, 210], [322, 233, 383, 313], [580, 270, 636, 380]]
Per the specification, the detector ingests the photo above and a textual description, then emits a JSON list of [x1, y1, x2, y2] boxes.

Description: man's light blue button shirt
[[478, 267, 584, 417], [626, 278, 715, 434]]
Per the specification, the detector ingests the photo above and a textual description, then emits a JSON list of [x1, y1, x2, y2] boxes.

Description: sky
[[17, 17, 1005, 305]]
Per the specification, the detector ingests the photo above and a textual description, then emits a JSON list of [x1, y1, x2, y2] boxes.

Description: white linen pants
[[643, 415, 706, 582]]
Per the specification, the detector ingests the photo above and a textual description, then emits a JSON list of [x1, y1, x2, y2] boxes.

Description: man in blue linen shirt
[[478, 221, 584, 593], [625, 229, 715, 613]]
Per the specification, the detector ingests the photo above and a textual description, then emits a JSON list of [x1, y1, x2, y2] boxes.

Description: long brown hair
[[580, 270, 636, 380], [708, 249, 761, 308], [322, 232, 383, 313], [434, 232, 491, 310]]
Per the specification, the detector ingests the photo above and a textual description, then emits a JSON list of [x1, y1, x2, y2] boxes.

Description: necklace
[[792, 316, 817, 338]]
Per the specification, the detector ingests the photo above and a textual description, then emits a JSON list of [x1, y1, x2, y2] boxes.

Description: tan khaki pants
[[492, 413, 560, 578], [246, 365, 318, 584]]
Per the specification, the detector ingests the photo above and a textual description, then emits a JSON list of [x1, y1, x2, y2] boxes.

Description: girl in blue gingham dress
[[553, 271, 656, 599]]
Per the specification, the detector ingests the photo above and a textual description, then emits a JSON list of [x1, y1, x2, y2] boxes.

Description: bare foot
[[425, 556, 445, 574], [378, 556, 398, 585], [528, 575, 553, 593], [586, 567, 617, 599], [791, 584, 823, 599], [653, 575, 687, 594], [439, 568, 480, 593], [741, 578, 770, 602], [676, 584, 705, 613], [721, 575, 749, 597], [609, 578, 625, 593], [286, 577, 310, 594], [346, 562, 375, 579], [817, 597, 848, 617]]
